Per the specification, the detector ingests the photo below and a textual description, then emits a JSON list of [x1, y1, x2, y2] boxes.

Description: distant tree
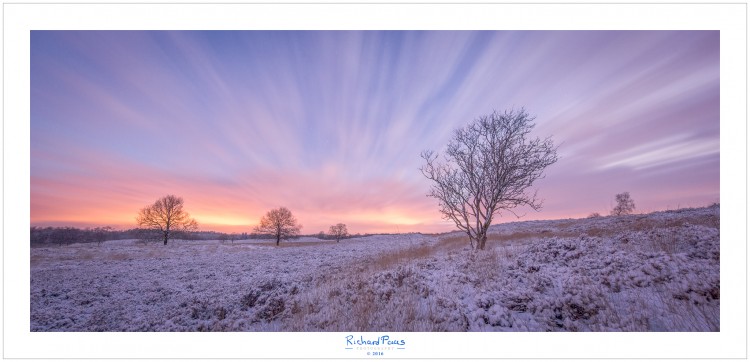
[[30, 227, 43, 245], [51, 227, 79, 246], [31, 226, 116, 246], [328, 223, 348, 243], [31, 226, 57, 245], [135, 195, 198, 245], [93, 226, 113, 246], [253, 207, 302, 246], [134, 228, 160, 245], [218, 233, 229, 243], [588, 212, 601, 218], [611, 192, 636, 216], [420, 108, 558, 250], [51, 228, 64, 246]]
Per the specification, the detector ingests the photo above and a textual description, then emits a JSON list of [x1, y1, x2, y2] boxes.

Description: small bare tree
[[218, 233, 229, 243], [93, 226, 113, 246], [254, 207, 302, 246], [52, 227, 80, 247], [611, 192, 635, 216], [136, 195, 198, 245], [421, 108, 558, 250], [328, 223, 348, 243], [134, 228, 160, 245]]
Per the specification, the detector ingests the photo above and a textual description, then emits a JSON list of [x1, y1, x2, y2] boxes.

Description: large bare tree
[[420, 109, 558, 250], [136, 195, 198, 245], [254, 207, 302, 246], [328, 223, 348, 243]]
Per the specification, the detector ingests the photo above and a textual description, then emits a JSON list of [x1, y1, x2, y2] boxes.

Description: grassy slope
[[30, 205, 720, 331]]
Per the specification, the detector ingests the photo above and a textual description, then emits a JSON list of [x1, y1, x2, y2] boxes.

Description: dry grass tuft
[[277, 241, 338, 248], [107, 252, 132, 261], [372, 244, 436, 270], [437, 234, 469, 249], [487, 230, 579, 246], [586, 227, 609, 238]]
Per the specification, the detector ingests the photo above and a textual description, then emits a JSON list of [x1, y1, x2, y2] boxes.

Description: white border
[[3, 2, 747, 360]]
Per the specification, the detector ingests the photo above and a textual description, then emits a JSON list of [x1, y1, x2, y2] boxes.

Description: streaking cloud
[[31, 31, 719, 233]]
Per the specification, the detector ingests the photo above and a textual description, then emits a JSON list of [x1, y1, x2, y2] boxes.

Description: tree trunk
[[478, 233, 487, 250], [276, 236, 280, 246], [471, 229, 488, 250], [163, 232, 168, 245]]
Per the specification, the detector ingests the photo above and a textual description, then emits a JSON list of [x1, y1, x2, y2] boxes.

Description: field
[[30, 205, 720, 332]]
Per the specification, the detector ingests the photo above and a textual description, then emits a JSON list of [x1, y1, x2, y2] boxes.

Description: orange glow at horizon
[[30, 173, 458, 234], [30, 31, 719, 235], [30, 203, 456, 234], [30, 158, 721, 235], [31, 193, 721, 235]]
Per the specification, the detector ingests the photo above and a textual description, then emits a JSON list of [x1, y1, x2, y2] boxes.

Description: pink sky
[[31, 31, 719, 234]]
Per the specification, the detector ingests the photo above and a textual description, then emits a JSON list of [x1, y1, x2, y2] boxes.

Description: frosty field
[[30, 205, 719, 332]]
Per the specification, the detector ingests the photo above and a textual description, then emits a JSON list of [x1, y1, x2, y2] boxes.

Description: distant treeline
[[30, 226, 417, 246], [29, 226, 254, 246]]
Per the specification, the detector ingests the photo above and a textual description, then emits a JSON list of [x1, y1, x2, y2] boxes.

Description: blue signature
[[345, 335, 406, 347]]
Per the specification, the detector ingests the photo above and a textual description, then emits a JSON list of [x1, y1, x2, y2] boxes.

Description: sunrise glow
[[30, 31, 719, 234]]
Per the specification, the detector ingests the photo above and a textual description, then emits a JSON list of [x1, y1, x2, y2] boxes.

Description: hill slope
[[31, 205, 720, 331]]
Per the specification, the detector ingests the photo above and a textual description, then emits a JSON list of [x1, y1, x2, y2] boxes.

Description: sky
[[30, 31, 720, 234]]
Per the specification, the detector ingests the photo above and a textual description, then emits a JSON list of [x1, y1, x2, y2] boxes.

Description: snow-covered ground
[[30, 205, 719, 331]]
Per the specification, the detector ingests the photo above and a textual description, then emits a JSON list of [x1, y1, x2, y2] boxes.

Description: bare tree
[[93, 226, 113, 246], [420, 108, 558, 250], [134, 228, 161, 245], [51, 227, 80, 247], [218, 233, 229, 243], [328, 223, 348, 243], [136, 195, 198, 245], [611, 192, 635, 216], [253, 207, 302, 246]]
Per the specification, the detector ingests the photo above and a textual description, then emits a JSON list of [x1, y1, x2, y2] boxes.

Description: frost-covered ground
[[30, 205, 719, 331]]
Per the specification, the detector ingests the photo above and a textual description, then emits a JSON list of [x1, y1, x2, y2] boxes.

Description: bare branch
[[420, 108, 558, 250], [611, 192, 636, 216], [254, 207, 302, 246], [328, 223, 348, 243], [135, 195, 198, 245]]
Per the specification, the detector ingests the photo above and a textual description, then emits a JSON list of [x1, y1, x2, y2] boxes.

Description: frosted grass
[[31, 205, 719, 332]]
